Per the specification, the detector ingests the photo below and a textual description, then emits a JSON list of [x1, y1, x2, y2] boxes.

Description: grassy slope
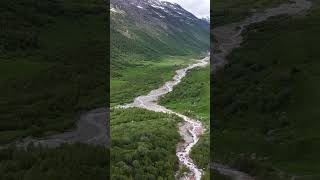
[[159, 66, 210, 179], [111, 108, 181, 179], [213, 2, 320, 178], [110, 6, 209, 106], [0, 0, 107, 144]]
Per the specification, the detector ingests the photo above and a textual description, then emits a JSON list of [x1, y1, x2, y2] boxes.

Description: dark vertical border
[[210, 0, 214, 179], [106, 0, 111, 179]]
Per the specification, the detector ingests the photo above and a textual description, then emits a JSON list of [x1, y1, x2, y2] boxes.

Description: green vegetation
[[110, 42, 208, 106], [0, 144, 109, 180], [110, 4, 209, 106], [0, 0, 107, 143], [176, 165, 190, 179], [110, 8, 209, 59], [111, 55, 197, 106], [110, 0, 210, 178], [111, 108, 181, 179], [213, 2, 320, 179], [0, 1, 109, 179], [160, 66, 210, 122], [160, 66, 210, 179], [212, 0, 289, 25]]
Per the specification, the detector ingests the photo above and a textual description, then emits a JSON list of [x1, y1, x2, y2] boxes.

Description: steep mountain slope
[[111, 0, 209, 58], [110, 0, 210, 105]]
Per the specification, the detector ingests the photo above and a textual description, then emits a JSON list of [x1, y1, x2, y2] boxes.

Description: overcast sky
[[163, 0, 210, 18]]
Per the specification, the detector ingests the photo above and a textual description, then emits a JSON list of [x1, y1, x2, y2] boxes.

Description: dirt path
[[118, 56, 209, 180], [212, 0, 311, 179], [1, 108, 109, 150]]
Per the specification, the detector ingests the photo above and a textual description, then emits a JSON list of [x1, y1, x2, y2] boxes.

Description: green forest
[[111, 108, 181, 179], [213, 1, 320, 179], [0, 1, 109, 180], [0, 144, 109, 180], [0, 0, 107, 143]]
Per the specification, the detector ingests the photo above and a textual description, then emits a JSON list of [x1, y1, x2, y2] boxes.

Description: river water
[[119, 56, 210, 180]]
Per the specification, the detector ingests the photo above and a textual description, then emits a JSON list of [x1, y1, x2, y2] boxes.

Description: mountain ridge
[[110, 0, 210, 60]]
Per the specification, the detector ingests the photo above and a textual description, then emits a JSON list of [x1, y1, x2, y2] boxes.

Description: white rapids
[[118, 56, 210, 180]]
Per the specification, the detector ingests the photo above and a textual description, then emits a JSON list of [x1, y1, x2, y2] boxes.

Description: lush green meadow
[[160, 66, 210, 122], [0, 0, 107, 143], [111, 108, 181, 179], [111, 55, 197, 106], [213, 2, 320, 179], [160, 66, 210, 179]]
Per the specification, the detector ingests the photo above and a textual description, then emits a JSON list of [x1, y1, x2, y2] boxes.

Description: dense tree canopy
[[0, 0, 108, 143], [111, 108, 181, 179], [0, 144, 109, 180]]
